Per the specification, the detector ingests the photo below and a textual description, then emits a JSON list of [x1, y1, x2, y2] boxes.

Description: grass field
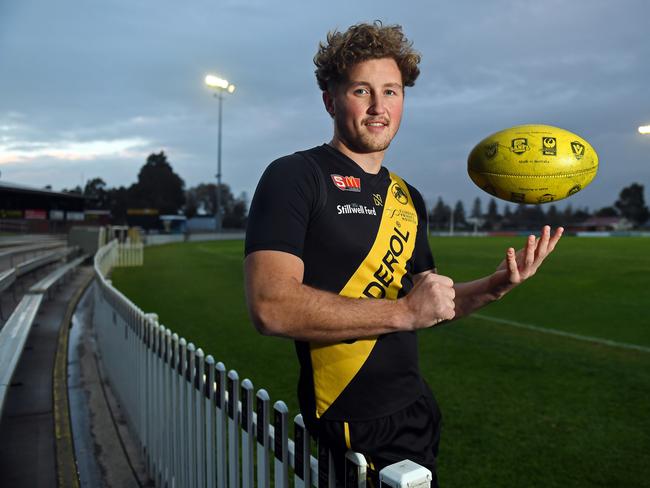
[[111, 236, 650, 487]]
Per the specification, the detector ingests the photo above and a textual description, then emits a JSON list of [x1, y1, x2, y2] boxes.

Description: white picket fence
[[93, 240, 356, 487], [92, 239, 429, 488]]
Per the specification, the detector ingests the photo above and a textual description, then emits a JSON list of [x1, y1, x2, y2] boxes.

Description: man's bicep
[[244, 250, 305, 335], [245, 250, 304, 301]]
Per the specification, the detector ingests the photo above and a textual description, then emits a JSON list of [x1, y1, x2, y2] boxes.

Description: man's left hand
[[489, 225, 564, 297]]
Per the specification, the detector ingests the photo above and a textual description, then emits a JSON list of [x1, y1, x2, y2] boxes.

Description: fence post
[[153, 322, 162, 485], [187, 343, 197, 488], [241, 379, 255, 488], [227, 370, 240, 488], [196, 348, 206, 488], [179, 338, 189, 488], [205, 355, 216, 488], [163, 328, 172, 487], [171, 333, 180, 488], [216, 362, 227, 488], [345, 451, 367, 488], [294, 414, 311, 488], [136, 311, 145, 470], [256, 389, 271, 488], [142, 315, 151, 477], [274, 401, 289, 488]]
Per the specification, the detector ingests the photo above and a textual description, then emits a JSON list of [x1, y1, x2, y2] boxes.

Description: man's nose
[[368, 94, 386, 114]]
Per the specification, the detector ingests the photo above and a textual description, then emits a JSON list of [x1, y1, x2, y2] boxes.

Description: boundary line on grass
[[472, 313, 650, 354]]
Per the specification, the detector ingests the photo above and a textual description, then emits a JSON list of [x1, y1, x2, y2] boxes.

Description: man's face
[[324, 57, 404, 155]]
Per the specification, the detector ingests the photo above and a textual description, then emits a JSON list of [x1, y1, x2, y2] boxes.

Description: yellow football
[[467, 124, 598, 204]]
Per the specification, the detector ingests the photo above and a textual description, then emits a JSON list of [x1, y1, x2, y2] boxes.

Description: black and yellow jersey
[[245, 144, 434, 425]]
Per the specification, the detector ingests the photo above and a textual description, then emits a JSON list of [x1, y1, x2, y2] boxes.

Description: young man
[[244, 22, 562, 486]]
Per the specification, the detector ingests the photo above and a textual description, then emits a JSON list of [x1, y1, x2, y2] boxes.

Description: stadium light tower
[[205, 74, 236, 231], [639, 125, 650, 135]]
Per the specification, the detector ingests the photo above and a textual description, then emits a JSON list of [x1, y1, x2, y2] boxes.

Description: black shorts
[[316, 384, 443, 488]]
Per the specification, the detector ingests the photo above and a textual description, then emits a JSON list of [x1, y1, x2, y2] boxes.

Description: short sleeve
[[245, 153, 323, 258], [410, 186, 435, 273]]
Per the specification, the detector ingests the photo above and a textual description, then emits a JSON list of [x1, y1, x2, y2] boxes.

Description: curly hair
[[314, 21, 421, 92]]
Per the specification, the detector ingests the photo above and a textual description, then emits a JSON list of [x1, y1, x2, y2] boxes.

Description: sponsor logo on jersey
[[331, 174, 361, 192], [372, 194, 383, 206], [337, 204, 377, 216], [362, 224, 411, 299], [390, 182, 408, 204], [385, 207, 417, 224]]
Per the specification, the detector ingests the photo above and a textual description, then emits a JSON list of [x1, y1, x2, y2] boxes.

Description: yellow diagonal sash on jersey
[[310, 172, 418, 417]]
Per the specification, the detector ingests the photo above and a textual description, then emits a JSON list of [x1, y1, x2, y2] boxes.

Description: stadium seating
[[0, 293, 44, 418], [0, 248, 87, 420], [29, 254, 89, 297]]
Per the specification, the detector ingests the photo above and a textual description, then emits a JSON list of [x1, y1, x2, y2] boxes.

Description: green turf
[[111, 237, 650, 487]]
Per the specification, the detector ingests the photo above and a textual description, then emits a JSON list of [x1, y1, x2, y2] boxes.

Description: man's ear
[[322, 90, 335, 118]]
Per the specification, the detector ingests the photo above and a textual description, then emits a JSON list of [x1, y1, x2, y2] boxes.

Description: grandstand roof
[[0, 181, 85, 200]]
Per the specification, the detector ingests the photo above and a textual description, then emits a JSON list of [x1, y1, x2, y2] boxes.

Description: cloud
[[0, 0, 648, 211], [0, 131, 151, 165]]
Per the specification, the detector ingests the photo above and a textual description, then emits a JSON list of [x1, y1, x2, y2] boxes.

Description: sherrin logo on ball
[[467, 124, 598, 204]]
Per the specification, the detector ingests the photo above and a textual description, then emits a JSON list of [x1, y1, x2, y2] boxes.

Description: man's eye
[[353, 88, 369, 95], [385, 89, 397, 96]]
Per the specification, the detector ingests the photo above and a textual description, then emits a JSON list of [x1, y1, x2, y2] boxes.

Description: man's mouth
[[364, 119, 389, 127]]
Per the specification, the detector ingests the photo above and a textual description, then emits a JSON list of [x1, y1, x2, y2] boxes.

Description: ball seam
[[472, 168, 595, 178]]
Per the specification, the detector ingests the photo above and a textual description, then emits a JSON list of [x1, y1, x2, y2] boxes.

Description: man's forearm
[[245, 251, 455, 342], [247, 277, 410, 342], [453, 270, 512, 319]]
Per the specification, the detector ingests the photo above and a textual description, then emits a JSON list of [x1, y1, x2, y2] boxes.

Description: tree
[[563, 204, 574, 223], [84, 177, 110, 209], [223, 192, 248, 228], [615, 183, 649, 227], [106, 186, 131, 224], [185, 184, 248, 228], [545, 204, 562, 226], [452, 200, 467, 228], [62, 185, 82, 194], [595, 206, 618, 217], [511, 204, 545, 229], [429, 197, 451, 230], [131, 151, 185, 214], [470, 197, 483, 219], [573, 207, 591, 223], [502, 205, 513, 228], [484, 198, 501, 230]]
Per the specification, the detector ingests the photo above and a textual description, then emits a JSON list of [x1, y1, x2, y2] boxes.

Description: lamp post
[[205, 74, 236, 231]]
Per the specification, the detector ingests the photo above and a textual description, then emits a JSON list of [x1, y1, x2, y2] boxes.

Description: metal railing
[[93, 240, 430, 488]]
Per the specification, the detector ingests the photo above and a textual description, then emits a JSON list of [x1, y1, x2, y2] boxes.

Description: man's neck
[[328, 138, 384, 175]]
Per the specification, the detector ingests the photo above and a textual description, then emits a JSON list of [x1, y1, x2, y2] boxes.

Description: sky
[[1, 0, 649, 212]]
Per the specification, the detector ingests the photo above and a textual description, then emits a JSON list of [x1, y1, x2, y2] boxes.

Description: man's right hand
[[402, 272, 455, 328]]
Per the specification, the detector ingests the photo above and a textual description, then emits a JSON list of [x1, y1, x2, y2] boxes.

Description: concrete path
[[68, 282, 150, 487]]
